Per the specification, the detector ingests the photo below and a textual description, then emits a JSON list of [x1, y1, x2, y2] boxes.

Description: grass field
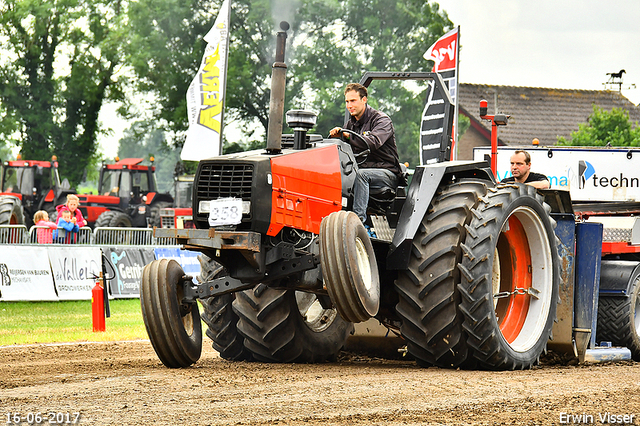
[[0, 299, 149, 346]]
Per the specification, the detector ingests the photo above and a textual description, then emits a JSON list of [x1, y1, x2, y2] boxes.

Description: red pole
[[491, 121, 498, 177], [92, 274, 106, 332], [479, 99, 508, 179]]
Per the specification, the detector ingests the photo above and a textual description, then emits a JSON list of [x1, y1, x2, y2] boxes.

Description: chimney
[[265, 21, 290, 154]]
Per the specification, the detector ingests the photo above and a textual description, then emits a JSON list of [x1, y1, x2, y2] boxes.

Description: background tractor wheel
[[233, 284, 353, 363], [197, 254, 250, 361], [140, 259, 202, 368], [395, 179, 488, 368], [320, 210, 379, 323], [95, 210, 133, 228], [0, 196, 25, 225], [458, 184, 560, 370], [597, 271, 640, 361], [149, 201, 172, 228]]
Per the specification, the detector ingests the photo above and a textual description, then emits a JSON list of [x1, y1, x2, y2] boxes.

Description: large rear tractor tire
[[140, 259, 202, 368], [395, 179, 488, 368], [597, 271, 640, 361], [0, 196, 25, 225], [458, 184, 560, 370], [233, 284, 353, 363], [95, 210, 133, 228], [320, 210, 379, 323], [198, 254, 250, 361]]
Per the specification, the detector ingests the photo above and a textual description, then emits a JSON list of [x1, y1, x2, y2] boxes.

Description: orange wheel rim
[[498, 216, 532, 344]]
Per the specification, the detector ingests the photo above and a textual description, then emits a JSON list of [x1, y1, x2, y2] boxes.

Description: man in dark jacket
[[330, 83, 402, 227], [500, 150, 550, 189]]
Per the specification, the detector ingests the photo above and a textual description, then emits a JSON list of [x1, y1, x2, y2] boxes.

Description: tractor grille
[[161, 216, 174, 228], [197, 163, 254, 201]]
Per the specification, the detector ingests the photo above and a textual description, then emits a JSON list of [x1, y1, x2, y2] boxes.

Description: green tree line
[[1, 0, 453, 185], [558, 105, 640, 146]]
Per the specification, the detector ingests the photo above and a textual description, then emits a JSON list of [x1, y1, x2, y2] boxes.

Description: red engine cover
[[268, 145, 342, 236]]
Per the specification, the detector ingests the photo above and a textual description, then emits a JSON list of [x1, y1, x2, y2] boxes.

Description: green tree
[[0, 0, 126, 186], [116, 121, 180, 192], [126, 0, 453, 166], [557, 105, 640, 147]]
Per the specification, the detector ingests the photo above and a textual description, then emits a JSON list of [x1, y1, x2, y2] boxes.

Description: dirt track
[[1, 340, 639, 425]]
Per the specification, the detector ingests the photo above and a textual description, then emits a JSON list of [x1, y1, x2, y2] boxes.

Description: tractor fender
[[146, 192, 174, 205], [600, 260, 640, 297], [387, 160, 495, 269]]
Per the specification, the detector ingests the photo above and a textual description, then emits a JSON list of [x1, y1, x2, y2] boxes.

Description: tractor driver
[[500, 150, 550, 189], [329, 83, 402, 232]]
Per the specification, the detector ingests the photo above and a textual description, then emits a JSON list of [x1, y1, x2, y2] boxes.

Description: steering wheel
[[333, 128, 370, 165]]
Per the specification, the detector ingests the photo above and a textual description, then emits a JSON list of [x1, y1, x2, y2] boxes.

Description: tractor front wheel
[[458, 184, 559, 370], [320, 210, 379, 323], [140, 259, 202, 368]]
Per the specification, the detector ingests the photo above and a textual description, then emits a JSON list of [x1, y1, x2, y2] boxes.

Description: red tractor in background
[[77, 157, 174, 228], [0, 155, 74, 226], [159, 174, 194, 229]]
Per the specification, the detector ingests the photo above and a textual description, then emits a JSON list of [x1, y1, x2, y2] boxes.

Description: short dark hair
[[344, 83, 367, 99], [514, 150, 531, 165]]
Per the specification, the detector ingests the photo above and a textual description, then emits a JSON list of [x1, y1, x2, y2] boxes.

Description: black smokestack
[[265, 21, 290, 154]]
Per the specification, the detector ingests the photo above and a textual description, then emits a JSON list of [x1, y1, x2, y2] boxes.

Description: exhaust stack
[[265, 21, 290, 154]]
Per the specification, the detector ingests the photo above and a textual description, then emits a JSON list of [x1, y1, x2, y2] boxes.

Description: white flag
[[181, 0, 231, 161]]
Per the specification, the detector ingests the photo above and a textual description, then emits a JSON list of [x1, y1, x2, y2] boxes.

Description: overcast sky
[[99, 0, 640, 157], [436, 0, 640, 105]]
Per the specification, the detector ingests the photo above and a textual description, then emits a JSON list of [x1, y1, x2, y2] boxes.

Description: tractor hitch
[[180, 274, 255, 302]]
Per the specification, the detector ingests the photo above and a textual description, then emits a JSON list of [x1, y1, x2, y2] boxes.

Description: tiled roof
[[458, 84, 640, 146]]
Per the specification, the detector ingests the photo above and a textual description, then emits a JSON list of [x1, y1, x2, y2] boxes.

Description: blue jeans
[[353, 168, 398, 223]]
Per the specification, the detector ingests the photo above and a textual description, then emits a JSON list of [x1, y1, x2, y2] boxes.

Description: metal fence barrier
[[0, 225, 28, 244], [28, 226, 93, 244], [0, 225, 177, 246]]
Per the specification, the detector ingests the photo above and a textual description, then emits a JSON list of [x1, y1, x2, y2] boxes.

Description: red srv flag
[[424, 28, 459, 72]]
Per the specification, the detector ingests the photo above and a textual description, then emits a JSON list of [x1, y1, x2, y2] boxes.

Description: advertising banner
[[103, 247, 156, 298], [50, 246, 103, 300], [473, 146, 640, 202], [0, 246, 57, 301], [154, 247, 201, 281]]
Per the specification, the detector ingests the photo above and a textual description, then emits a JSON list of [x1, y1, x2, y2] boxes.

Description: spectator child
[[56, 194, 87, 228], [53, 208, 79, 244], [33, 210, 58, 244]]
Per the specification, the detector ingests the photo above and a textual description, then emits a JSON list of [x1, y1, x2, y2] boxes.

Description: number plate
[[208, 198, 243, 227]]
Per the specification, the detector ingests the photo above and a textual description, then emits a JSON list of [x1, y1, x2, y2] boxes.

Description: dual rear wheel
[[396, 181, 559, 369]]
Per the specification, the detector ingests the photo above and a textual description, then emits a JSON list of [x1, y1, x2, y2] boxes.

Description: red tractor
[[77, 158, 173, 228], [140, 24, 638, 373], [159, 174, 195, 229], [0, 155, 74, 226], [141, 24, 562, 370]]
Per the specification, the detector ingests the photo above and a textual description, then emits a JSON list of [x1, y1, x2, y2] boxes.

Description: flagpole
[[453, 25, 460, 160], [218, 0, 231, 156]]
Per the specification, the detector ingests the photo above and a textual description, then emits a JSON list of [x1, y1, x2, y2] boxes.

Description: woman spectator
[[56, 194, 87, 228]]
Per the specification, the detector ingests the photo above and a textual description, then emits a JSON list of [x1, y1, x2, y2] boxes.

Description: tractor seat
[[370, 186, 398, 203], [368, 165, 409, 212]]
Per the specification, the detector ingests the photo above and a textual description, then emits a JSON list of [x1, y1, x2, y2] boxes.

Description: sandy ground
[[1, 339, 639, 426]]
